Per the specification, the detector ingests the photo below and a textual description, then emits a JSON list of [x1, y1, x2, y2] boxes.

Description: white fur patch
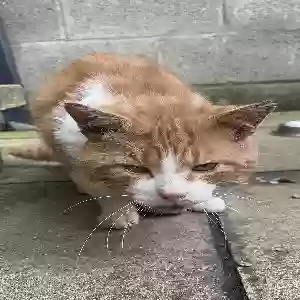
[[77, 78, 113, 108], [155, 153, 190, 197], [53, 78, 114, 160], [130, 152, 226, 213], [53, 111, 86, 159]]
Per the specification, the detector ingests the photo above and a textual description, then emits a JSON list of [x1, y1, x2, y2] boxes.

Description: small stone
[[272, 246, 289, 253], [237, 260, 252, 268], [292, 194, 300, 199], [257, 176, 296, 185]]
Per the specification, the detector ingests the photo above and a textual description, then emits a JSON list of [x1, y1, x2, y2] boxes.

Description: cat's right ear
[[64, 102, 126, 134], [212, 100, 276, 141]]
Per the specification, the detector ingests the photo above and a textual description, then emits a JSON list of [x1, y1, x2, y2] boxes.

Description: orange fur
[[8, 140, 53, 161]]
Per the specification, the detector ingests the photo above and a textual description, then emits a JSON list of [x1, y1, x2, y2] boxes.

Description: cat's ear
[[214, 100, 276, 141], [64, 102, 126, 134]]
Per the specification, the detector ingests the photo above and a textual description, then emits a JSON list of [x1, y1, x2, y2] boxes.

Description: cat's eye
[[80, 124, 118, 134], [192, 162, 219, 172], [123, 165, 152, 175]]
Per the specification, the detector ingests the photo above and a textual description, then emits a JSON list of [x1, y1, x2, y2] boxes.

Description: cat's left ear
[[214, 100, 276, 141], [64, 102, 127, 134]]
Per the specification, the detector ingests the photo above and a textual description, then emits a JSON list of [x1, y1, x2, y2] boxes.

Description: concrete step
[[0, 84, 34, 131], [0, 84, 26, 110]]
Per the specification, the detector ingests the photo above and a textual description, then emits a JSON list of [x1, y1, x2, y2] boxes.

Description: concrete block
[[12, 39, 158, 92], [225, 0, 300, 30], [61, 0, 223, 39], [157, 31, 300, 84], [0, 85, 26, 110], [1, 0, 65, 43]]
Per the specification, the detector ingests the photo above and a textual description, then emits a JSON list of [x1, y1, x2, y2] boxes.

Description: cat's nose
[[158, 191, 186, 202]]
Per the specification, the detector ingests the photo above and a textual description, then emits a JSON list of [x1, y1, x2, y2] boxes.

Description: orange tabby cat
[[8, 52, 276, 229]]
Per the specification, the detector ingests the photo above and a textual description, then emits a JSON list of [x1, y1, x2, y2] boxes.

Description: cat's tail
[[7, 141, 54, 162]]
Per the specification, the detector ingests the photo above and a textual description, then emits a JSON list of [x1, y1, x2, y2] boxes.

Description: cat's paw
[[98, 207, 140, 230], [191, 197, 226, 213], [75, 185, 87, 195]]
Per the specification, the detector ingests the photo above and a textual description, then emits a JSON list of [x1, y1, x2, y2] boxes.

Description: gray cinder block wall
[[2, 0, 300, 109]]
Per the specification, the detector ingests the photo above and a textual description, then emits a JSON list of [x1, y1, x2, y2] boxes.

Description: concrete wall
[[2, 0, 300, 94]]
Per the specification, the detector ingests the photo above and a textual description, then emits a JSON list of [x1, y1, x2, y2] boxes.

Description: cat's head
[[65, 99, 276, 211]]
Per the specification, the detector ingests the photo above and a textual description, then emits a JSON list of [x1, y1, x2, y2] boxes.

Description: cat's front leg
[[191, 196, 226, 213], [97, 197, 140, 230], [70, 172, 139, 229]]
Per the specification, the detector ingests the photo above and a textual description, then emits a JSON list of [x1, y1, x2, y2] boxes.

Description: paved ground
[[224, 172, 300, 300], [0, 178, 228, 300], [1, 111, 300, 299], [223, 111, 300, 300]]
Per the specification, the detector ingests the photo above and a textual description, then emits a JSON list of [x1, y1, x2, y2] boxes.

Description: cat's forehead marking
[[78, 78, 113, 108], [161, 152, 178, 174]]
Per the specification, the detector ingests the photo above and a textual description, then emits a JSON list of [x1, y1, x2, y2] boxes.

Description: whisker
[[203, 208, 228, 250], [227, 206, 240, 214], [120, 225, 130, 249], [119, 203, 142, 251], [74, 203, 131, 274], [62, 197, 99, 215], [106, 222, 115, 256], [105, 204, 134, 254], [134, 201, 149, 218], [120, 203, 149, 250], [105, 202, 146, 253], [120, 205, 138, 250], [132, 200, 166, 216], [63, 194, 130, 215]]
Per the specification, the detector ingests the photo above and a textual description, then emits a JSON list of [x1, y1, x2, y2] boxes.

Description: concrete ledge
[[0, 85, 26, 110], [224, 171, 300, 300]]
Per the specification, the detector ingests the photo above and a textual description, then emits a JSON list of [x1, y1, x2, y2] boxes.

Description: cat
[[8, 52, 276, 229]]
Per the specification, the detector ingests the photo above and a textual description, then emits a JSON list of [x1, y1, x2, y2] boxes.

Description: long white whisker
[[105, 204, 134, 254], [227, 206, 240, 214], [204, 208, 228, 250], [120, 205, 136, 250], [134, 202, 149, 218], [74, 203, 131, 274], [106, 222, 115, 256], [119, 203, 147, 250], [120, 225, 129, 250], [62, 197, 99, 214]]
